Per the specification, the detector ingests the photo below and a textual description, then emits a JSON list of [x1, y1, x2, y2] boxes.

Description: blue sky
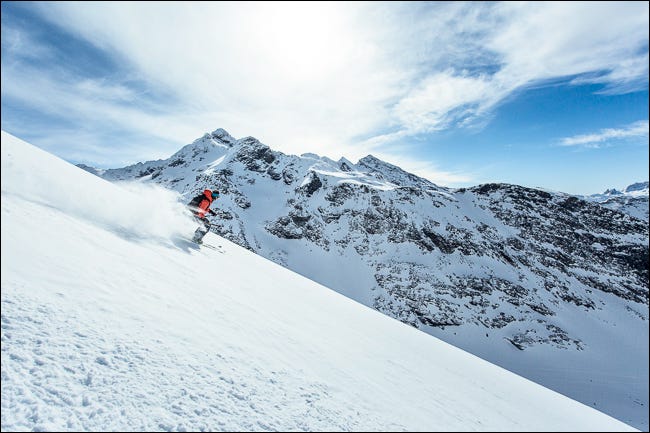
[[1, 1, 648, 194]]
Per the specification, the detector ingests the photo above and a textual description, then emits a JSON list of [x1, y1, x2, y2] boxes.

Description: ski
[[187, 238, 224, 252], [181, 233, 225, 252], [200, 243, 222, 251]]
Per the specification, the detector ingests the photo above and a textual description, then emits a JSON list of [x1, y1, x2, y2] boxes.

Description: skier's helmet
[[212, 190, 220, 199]]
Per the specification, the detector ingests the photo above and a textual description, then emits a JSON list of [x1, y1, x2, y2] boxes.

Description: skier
[[187, 189, 220, 244]]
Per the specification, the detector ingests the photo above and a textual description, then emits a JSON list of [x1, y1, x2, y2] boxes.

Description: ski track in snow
[[1, 292, 394, 432]]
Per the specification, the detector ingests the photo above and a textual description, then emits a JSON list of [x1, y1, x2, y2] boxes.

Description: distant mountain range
[[582, 181, 649, 221], [79, 128, 649, 428]]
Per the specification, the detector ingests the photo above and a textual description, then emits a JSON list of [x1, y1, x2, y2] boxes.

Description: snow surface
[[1, 129, 640, 431]]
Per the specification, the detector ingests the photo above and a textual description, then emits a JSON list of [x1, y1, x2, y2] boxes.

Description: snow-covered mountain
[[582, 182, 649, 221], [3, 130, 641, 431], [80, 128, 648, 430]]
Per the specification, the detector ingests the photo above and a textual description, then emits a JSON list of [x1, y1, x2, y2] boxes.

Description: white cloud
[[7, 2, 406, 160], [394, 1, 649, 133], [489, 2, 649, 88], [393, 71, 500, 134], [2, 1, 648, 177], [560, 120, 649, 148]]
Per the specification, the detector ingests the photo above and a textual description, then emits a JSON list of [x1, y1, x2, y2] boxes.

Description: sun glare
[[248, 2, 350, 82]]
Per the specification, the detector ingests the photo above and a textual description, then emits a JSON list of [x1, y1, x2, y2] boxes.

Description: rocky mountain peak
[[625, 181, 649, 193], [210, 127, 233, 140], [358, 154, 441, 190], [603, 188, 622, 195]]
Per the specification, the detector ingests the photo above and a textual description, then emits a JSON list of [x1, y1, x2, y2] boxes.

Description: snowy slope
[[1, 131, 641, 431], [81, 128, 649, 430]]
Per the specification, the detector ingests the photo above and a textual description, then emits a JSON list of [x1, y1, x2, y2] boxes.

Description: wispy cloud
[[560, 120, 649, 148], [393, 71, 501, 134], [489, 2, 648, 86], [391, 1, 650, 134]]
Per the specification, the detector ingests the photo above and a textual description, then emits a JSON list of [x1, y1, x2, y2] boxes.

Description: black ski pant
[[192, 216, 211, 241]]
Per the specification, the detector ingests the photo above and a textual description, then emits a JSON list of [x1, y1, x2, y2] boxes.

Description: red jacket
[[189, 189, 216, 218]]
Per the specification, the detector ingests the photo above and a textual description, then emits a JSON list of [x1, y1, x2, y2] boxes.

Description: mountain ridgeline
[[84, 129, 648, 350]]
